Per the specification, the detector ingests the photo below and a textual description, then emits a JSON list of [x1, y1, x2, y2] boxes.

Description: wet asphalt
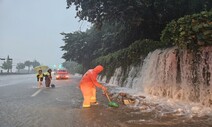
[[0, 74, 212, 127], [0, 75, 142, 127]]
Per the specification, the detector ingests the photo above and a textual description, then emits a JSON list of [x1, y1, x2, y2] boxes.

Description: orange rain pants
[[80, 84, 97, 108], [79, 65, 104, 108]]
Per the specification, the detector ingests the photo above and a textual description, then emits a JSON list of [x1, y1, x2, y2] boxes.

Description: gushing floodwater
[[134, 47, 212, 107], [107, 86, 212, 127], [101, 46, 212, 126]]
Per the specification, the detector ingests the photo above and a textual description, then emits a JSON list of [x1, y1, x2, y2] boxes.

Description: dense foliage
[[61, 23, 140, 69], [16, 63, 25, 72], [91, 39, 163, 79], [62, 0, 212, 73], [67, 0, 211, 40], [23, 60, 40, 73], [161, 11, 212, 49], [61, 31, 97, 69], [31, 60, 41, 68], [62, 61, 83, 74], [1, 56, 12, 73]]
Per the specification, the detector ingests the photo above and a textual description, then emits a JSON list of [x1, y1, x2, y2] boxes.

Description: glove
[[101, 86, 107, 91]]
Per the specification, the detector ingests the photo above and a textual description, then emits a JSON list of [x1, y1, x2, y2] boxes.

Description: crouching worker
[[37, 70, 44, 88], [80, 65, 107, 108], [44, 69, 52, 87]]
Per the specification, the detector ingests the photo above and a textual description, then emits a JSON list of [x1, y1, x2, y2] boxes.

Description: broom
[[88, 74, 118, 107], [104, 90, 119, 108]]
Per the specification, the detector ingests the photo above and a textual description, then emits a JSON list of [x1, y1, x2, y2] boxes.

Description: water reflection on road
[[0, 74, 212, 127]]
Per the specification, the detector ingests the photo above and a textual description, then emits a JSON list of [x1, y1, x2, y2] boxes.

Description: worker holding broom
[[79, 65, 107, 108]]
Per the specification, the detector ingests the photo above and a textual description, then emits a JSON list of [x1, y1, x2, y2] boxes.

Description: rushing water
[[105, 86, 212, 127], [101, 46, 212, 126], [104, 46, 212, 106], [137, 47, 212, 107]]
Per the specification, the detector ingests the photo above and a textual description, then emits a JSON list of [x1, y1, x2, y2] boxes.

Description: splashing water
[[108, 86, 212, 126], [102, 46, 212, 126], [105, 46, 212, 106]]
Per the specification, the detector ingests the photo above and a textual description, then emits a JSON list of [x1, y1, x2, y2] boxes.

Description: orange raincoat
[[80, 65, 105, 108]]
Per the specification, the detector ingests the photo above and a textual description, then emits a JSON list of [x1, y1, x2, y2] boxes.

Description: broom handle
[[105, 91, 111, 102], [87, 72, 111, 102]]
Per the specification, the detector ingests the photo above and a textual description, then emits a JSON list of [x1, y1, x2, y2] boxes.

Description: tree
[[1, 55, 12, 73], [62, 61, 83, 74], [24, 60, 32, 73], [67, 0, 211, 40], [16, 63, 25, 73], [61, 31, 91, 69], [63, 0, 212, 70], [31, 60, 40, 68], [61, 22, 147, 68]]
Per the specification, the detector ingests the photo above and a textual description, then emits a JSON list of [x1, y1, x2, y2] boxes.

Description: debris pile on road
[[106, 87, 212, 118], [108, 91, 146, 106]]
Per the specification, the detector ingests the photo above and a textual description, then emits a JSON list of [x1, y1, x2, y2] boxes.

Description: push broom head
[[108, 101, 119, 108], [103, 90, 119, 108]]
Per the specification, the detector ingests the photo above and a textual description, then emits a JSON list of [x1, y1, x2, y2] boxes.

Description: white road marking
[[31, 89, 42, 97]]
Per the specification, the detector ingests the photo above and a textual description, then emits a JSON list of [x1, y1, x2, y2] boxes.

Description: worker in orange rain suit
[[79, 65, 107, 108]]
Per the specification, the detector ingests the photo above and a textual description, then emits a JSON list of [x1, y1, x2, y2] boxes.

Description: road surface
[[0, 74, 140, 127], [0, 74, 212, 127]]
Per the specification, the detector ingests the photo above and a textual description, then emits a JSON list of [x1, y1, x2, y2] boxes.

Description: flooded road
[[0, 74, 212, 127]]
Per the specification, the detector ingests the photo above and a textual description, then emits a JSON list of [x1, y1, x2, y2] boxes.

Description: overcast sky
[[0, 0, 90, 68]]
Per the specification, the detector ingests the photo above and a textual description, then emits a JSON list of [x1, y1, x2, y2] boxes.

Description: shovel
[[104, 91, 119, 108]]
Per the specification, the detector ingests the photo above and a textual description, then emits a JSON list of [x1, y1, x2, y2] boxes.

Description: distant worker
[[79, 65, 107, 108], [36, 70, 44, 88], [44, 69, 52, 87]]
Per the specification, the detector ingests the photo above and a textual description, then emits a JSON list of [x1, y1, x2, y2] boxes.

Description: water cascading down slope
[[104, 46, 212, 106]]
